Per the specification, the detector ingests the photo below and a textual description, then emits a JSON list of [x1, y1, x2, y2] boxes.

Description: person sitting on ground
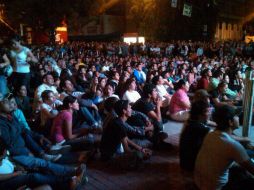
[[122, 78, 141, 105], [0, 137, 87, 190], [179, 100, 211, 172], [51, 96, 96, 150], [34, 73, 60, 111], [100, 100, 152, 169], [152, 75, 171, 108], [132, 83, 168, 146], [210, 81, 236, 108], [194, 105, 254, 190], [14, 85, 32, 120], [40, 90, 60, 136], [168, 79, 191, 122]]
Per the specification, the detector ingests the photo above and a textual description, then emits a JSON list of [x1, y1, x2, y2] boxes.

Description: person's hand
[[156, 97, 162, 107], [141, 148, 152, 160], [91, 104, 98, 111]]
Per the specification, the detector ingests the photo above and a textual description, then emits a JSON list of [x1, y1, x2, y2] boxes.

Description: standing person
[[9, 35, 38, 91], [0, 38, 11, 96]]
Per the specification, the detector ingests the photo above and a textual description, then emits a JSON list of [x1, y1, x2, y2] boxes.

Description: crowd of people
[[0, 35, 254, 189]]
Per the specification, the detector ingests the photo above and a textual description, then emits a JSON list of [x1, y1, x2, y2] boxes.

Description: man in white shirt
[[34, 73, 60, 110], [194, 105, 254, 190]]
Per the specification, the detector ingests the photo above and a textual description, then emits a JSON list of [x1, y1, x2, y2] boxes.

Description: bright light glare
[[138, 37, 145, 44], [124, 37, 137, 44]]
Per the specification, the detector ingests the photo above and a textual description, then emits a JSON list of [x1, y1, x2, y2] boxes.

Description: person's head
[[114, 100, 132, 117], [5, 93, 17, 112], [223, 74, 230, 84], [213, 105, 240, 131], [213, 70, 224, 80], [104, 83, 115, 96], [104, 96, 119, 113], [175, 79, 189, 92], [60, 79, 74, 92], [43, 73, 54, 86], [0, 93, 12, 114], [217, 81, 228, 94], [41, 90, 55, 104], [78, 66, 86, 75], [62, 96, 79, 110], [136, 62, 143, 71], [201, 68, 212, 78], [189, 100, 210, 121], [125, 78, 136, 91], [99, 77, 107, 88], [143, 83, 158, 100], [16, 85, 27, 97], [152, 75, 164, 86], [9, 35, 22, 50], [193, 89, 210, 103]]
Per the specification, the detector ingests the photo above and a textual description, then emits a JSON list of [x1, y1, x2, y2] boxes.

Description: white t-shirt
[[194, 130, 249, 190], [10, 46, 30, 73], [0, 158, 14, 174], [35, 84, 59, 101], [156, 85, 168, 101], [122, 90, 141, 104]]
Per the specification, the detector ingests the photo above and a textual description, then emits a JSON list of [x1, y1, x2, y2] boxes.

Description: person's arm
[[240, 160, 254, 175], [147, 98, 162, 122], [41, 107, 58, 119], [27, 50, 38, 63], [64, 119, 79, 140], [0, 54, 10, 68]]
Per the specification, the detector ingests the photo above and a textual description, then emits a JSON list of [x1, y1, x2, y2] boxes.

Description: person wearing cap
[[194, 105, 254, 190]]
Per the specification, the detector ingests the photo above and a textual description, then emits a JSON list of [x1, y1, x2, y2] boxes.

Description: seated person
[[179, 100, 211, 171], [14, 85, 32, 119], [152, 75, 171, 107], [122, 78, 141, 105], [194, 105, 254, 190], [168, 79, 191, 122], [0, 95, 87, 186], [40, 90, 60, 136], [0, 137, 87, 190], [210, 81, 236, 108], [51, 96, 96, 150], [100, 100, 152, 169], [132, 84, 168, 145]]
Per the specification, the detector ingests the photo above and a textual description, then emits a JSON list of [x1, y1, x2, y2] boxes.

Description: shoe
[[158, 131, 168, 141], [49, 144, 72, 154], [43, 153, 62, 162], [76, 164, 89, 186]]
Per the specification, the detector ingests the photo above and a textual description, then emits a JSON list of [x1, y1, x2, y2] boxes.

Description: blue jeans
[[0, 173, 70, 190], [12, 155, 76, 176], [78, 106, 101, 127], [0, 75, 7, 96], [22, 132, 44, 156]]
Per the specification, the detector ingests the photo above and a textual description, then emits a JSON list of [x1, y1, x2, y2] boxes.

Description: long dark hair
[[62, 96, 77, 110]]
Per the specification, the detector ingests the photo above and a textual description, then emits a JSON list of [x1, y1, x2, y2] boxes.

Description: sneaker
[[49, 144, 72, 154], [43, 154, 62, 162], [158, 131, 168, 141]]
